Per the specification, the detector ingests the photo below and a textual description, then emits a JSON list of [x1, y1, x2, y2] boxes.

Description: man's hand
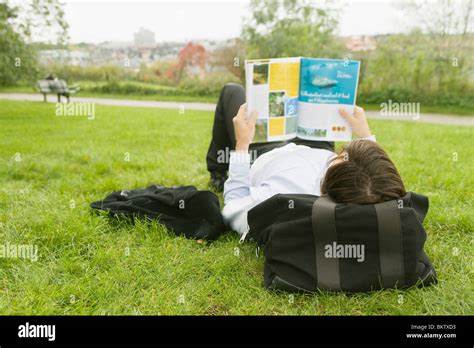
[[233, 103, 258, 152], [339, 106, 372, 139]]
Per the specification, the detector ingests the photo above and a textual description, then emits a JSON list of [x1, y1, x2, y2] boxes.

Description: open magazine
[[245, 57, 361, 143]]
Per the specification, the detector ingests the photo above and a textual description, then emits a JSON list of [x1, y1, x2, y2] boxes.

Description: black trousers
[[206, 83, 335, 174]]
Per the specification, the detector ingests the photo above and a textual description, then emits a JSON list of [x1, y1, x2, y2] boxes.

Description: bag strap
[[312, 196, 340, 291], [374, 200, 405, 288], [312, 196, 406, 291]]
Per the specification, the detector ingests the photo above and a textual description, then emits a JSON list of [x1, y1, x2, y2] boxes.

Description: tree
[[166, 42, 207, 82], [212, 38, 246, 81], [0, 0, 68, 86], [242, 0, 344, 59], [358, 31, 474, 107], [385, 1, 474, 98], [399, 0, 473, 36]]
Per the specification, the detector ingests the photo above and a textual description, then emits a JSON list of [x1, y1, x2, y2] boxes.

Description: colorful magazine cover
[[245, 57, 360, 142]]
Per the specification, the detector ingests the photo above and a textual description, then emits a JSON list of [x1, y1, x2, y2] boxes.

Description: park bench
[[36, 80, 80, 103]]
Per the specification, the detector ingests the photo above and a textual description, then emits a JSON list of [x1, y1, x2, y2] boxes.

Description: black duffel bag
[[90, 184, 225, 240], [247, 192, 437, 293]]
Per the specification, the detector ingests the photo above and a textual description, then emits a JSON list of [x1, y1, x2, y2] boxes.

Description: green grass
[[0, 99, 472, 315]]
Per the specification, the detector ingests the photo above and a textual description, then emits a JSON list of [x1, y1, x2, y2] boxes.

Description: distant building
[[36, 38, 240, 74], [344, 35, 377, 52], [134, 27, 155, 47], [38, 49, 90, 66]]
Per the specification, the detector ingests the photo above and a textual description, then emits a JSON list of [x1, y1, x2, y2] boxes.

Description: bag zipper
[[239, 225, 250, 244]]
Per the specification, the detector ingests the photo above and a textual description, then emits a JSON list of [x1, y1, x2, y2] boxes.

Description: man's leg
[[206, 83, 246, 190]]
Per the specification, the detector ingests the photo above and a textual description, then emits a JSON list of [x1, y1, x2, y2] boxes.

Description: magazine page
[[245, 57, 301, 143], [296, 58, 360, 141]]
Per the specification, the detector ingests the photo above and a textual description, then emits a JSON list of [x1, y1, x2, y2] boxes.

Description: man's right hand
[[233, 103, 258, 152], [339, 106, 372, 139]]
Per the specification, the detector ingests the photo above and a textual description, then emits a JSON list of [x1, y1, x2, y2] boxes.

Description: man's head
[[321, 140, 406, 204]]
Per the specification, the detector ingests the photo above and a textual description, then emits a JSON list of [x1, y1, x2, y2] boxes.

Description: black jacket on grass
[[248, 192, 438, 293], [90, 185, 225, 240]]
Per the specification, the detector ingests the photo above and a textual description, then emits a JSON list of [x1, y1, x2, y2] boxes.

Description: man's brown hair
[[321, 140, 406, 204]]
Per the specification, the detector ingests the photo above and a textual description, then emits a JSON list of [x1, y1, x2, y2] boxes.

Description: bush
[[39, 63, 135, 83], [178, 72, 241, 96], [85, 73, 242, 99], [85, 71, 242, 99], [87, 81, 182, 96], [137, 60, 175, 86], [355, 33, 474, 109], [358, 87, 474, 108]]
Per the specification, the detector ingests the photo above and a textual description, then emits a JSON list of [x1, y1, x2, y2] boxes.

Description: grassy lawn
[[0, 99, 472, 315]]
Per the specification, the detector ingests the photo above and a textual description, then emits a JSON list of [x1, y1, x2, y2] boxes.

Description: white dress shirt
[[222, 136, 376, 237]]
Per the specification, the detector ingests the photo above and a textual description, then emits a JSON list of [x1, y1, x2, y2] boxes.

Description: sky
[[57, 0, 410, 43]]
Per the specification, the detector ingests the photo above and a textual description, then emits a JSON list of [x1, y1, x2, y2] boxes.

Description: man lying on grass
[[206, 84, 405, 236]]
